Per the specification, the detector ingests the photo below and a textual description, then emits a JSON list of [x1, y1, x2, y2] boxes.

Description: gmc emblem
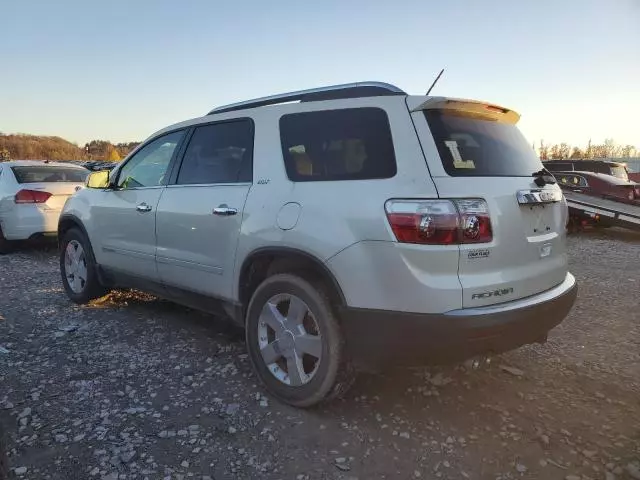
[[471, 287, 514, 300]]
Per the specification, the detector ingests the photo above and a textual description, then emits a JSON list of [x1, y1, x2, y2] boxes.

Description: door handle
[[213, 204, 238, 216], [136, 202, 152, 213]]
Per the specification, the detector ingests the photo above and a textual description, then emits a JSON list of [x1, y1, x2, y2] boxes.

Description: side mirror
[[86, 170, 111, 189]]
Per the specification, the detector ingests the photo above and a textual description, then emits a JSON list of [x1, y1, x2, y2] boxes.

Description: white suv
[[58, 82, 577, 407]]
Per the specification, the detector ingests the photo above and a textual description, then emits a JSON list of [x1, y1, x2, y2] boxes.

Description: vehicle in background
[[544, 159, 629, 182], [554, 170, 640, 203], [625, 159, 640, 183], [83, 161, 120, 171], [60, 161, 120, 171], [0, 161, 89, 253], [58, 81, 577, 407]]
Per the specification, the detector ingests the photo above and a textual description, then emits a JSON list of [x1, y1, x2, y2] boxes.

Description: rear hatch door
[[408, 97, 568, 308]]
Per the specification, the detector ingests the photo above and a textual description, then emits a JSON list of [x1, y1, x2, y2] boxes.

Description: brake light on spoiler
[[385, 199, 492, 245], [14, 189, 52, 204]]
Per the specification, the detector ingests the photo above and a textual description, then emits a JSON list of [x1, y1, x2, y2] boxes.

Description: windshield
[[11, 166, 89, 184], [424, 110, 542, 177], [610, 165, 629, 181]]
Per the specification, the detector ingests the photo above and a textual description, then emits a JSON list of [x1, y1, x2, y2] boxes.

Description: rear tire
[[245, 273, 354, 407], [60, 228, 109, 303]]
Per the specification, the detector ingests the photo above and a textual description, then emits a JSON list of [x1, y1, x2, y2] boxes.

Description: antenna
[[426, 68, 444, 96]]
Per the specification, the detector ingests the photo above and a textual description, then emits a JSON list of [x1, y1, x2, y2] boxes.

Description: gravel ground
[[1, 231, 639, 480]]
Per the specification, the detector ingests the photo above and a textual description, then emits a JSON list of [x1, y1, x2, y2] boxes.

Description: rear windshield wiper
[[532, 168, 556, 187]]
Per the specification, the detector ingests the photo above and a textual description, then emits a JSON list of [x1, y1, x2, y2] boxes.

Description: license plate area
[[522, 203, 556, 235]]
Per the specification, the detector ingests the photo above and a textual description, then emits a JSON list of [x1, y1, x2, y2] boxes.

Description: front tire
[[245, 273, 354, 407], [60, 228, 108, 303]]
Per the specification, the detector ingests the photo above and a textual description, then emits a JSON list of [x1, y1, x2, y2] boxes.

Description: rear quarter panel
[[233, 96, 442, 303]]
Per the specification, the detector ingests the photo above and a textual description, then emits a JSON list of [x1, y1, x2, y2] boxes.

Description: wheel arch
[[58, 214, 90, 246], [238, 247, 347, 321]]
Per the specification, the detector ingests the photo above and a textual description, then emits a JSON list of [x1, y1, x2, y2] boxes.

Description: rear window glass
[[425, 110, 542, 177], [610, 165, 629, 181], [544, 162, 573, 172], [11, 166, 89, 184], [557, 174, 588, 188], [280, 108, 397, 182]]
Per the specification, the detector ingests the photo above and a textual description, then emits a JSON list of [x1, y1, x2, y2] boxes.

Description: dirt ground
[[1, 230, 639, 480]]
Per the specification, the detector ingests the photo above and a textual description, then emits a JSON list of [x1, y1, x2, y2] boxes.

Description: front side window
[[280, 108, 397, 182], [425, 110, 543, 177], [117, 130, 184, 189], [177, 120, 254, 185]]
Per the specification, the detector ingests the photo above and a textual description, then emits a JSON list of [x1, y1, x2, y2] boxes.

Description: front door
[[155, 119, 254, 300], [91, 130, 185, 281]]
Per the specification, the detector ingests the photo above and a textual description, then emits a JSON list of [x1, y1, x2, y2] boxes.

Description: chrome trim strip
[[102, 246, 155, 260], [110, 186, 164, 192], [207, 82, 406, 115], [445, 273, 576, 317], [516, 189, 563, 205], [165, 183, 251, 188], [156, 256, 223, 274]]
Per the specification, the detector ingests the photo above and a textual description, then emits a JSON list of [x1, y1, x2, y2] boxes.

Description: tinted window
[[557, 174, 588, 188], [280, 108, 397, 182], [11, 166, 88, 183], [117, 130, 184, 189], [425, 110, 542, 177], [177, 120, 253, 185], [545, 162, 572, 172]]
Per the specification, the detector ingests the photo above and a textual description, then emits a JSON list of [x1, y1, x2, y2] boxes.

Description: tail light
[[14, 189, 52, 204], [624, 187, 636, 201], [385, 199, 492, 245], [560, 194, 570, 227]]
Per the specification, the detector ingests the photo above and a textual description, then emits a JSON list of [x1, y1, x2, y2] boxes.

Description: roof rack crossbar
[[207, 82, 406, 115]]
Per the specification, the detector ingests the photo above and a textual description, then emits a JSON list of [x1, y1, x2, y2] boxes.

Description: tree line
[[537, 139, 637, 161], [0, 134, 140, 162], [1, 132, 637, 164]]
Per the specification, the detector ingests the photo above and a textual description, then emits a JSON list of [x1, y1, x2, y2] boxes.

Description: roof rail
[[207, 81, 406, 115]]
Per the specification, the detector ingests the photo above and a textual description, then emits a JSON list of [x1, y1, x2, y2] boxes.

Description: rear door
[[155, 119, 254, 300], [409, 97, 568, 308]]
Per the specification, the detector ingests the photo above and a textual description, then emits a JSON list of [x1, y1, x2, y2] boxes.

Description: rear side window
[[177, 120, 254, 185], [11, 166, 88, 183], [425, 110, 542, 177], [280, 108, 397, 182]]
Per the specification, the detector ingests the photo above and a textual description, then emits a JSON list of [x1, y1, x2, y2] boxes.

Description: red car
[[555, 170, 640, 204]]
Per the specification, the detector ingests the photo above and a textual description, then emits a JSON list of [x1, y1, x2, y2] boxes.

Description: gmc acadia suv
[[58, 82, 578, 407]]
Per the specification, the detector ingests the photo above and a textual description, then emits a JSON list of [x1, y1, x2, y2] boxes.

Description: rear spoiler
[[410, 97, 520, 124]]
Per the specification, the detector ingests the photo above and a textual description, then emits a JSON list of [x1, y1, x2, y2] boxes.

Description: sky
[[2, 0, 639, 148]]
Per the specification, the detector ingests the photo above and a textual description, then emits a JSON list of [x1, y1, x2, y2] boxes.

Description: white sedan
[[0, 161, 89, 253]]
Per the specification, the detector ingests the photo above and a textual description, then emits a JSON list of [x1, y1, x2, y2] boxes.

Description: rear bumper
[[1, 207, 61, 240], [341, 273, 577, 366]]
